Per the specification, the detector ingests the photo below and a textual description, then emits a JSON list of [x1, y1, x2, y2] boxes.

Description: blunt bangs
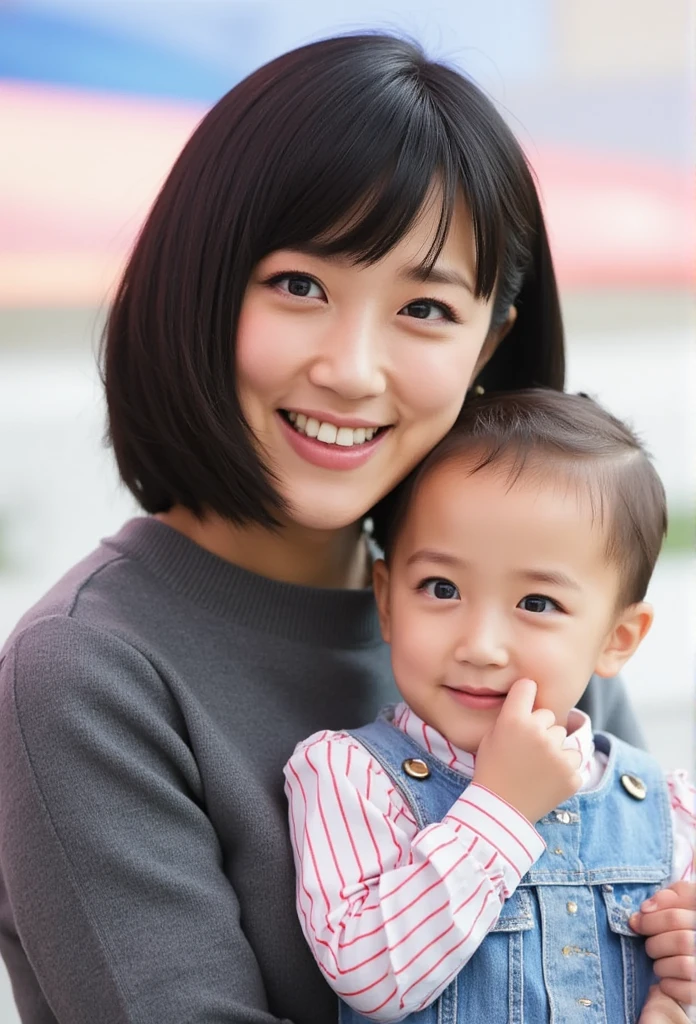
[[103, 33, 563, 526], [234, 34, 531, 300]]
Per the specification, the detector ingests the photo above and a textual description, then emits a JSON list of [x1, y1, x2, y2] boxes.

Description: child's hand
[[473, 678, 583, 824], [630, 881, 696, 1007], [638, 984, 693, 1023]]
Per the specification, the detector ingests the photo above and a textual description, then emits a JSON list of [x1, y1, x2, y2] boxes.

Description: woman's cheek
[[398, 341, 481, 415]]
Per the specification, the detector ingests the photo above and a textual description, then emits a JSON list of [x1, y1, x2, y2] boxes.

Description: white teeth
[[336, 427, 354, 447], [285, 412, 383, 447], [317, 422, 338, 444]]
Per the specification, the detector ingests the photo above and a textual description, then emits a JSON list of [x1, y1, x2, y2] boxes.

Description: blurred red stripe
[[1, 82, 692, 306]]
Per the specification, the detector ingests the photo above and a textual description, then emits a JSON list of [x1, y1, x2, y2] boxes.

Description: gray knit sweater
[[0, 518, 644, 1024]]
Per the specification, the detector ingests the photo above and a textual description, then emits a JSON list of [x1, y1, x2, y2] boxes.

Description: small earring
[[473, 384, 485, 396]]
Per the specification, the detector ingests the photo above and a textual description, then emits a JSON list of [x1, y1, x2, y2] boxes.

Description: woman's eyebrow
[[272, 246, 474, 294], [400, 263, 474, 293]]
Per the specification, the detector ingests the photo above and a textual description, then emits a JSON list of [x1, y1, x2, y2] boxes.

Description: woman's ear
[[473, 305, 518, 379], [372, 559, 392, 643], [594, 602, 654, 678]]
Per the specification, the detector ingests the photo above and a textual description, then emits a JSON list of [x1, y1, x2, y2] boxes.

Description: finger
[[645, 929, 696, 960], [547, 724, 568, 746], [659, 977, 696, 1006], [640, 985, 693, 1024], [642, 887, 692, 913], [561, 746, 583, 771], [653, 956, 696, 983], [530, 709, 557, 731], [668, 881, 696, 907], [630, 908, 696, 936], [499, 678, 537, 718]]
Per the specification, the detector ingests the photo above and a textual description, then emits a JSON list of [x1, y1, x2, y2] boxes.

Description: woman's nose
[[307, 315, 387, 401], [453, 611, 509, 668]]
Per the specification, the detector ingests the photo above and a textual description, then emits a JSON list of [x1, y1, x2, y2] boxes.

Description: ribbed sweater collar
[[103, 517, 383, 648]]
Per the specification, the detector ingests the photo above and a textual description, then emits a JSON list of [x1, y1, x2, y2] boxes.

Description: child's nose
[[452, 611, 509, 668]]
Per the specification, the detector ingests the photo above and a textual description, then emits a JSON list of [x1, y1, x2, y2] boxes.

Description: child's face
[[373, 458, 652, 753]]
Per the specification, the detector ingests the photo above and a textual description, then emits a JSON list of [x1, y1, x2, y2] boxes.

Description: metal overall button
[[620, 774, 647, 800], [402, 758, 430, 780]]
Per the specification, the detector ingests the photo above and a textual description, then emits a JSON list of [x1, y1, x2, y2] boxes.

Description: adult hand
[[630, 881, 696, 1007], [473, 678, 583, 824], [638, 984, 693, 1023]]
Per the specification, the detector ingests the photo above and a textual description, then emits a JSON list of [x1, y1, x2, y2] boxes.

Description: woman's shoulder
[[0, 522, 183, 739], [1, 518, 161, 658]]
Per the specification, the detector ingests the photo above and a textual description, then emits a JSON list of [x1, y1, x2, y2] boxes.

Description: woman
[[0, 34, 645, 1024]]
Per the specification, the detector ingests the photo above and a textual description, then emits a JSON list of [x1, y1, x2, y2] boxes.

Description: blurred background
[[0, 1, 694, 1014]]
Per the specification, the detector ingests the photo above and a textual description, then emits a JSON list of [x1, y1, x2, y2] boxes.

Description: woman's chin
[[280, 489, 377, 535]]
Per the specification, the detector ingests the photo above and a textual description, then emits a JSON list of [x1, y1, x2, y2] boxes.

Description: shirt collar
[[393, 701, 596, 787]]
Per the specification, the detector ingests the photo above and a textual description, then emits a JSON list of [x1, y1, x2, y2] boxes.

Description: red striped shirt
[[284, 705, 695, 1021]]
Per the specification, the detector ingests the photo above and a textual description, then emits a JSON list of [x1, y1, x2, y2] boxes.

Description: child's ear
[[594, 602, 653, 678], [372, 559, 392, 643]]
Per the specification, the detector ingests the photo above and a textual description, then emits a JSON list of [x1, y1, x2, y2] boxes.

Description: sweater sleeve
[[0, 616, 292, 1024], [284, 731, 543, 1022]]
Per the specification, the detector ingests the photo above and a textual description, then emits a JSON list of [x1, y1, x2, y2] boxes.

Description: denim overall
[[341, 709, 671, 1024]]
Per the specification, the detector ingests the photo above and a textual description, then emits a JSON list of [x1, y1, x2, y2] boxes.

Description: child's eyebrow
[[514, 570, 581, 591], [405, 550, 464, 569], [403, 552, 582, 592]]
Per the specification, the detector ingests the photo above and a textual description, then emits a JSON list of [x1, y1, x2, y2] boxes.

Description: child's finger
[[498, 678, 537, 718], [653, 955, 696, 983], [659, 976, 696, 1007], [630, 907, 696, 936], [639, 984, 693, 1024], [640, 884, 696, 914], [645, 928, 696, 961], [668, 881, 696, 907]]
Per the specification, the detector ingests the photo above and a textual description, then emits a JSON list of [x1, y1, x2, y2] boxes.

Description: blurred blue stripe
[[0, 7, 242, 101]]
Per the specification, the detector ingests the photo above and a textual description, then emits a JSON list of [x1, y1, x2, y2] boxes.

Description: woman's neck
[[155, 507, 370, 589]]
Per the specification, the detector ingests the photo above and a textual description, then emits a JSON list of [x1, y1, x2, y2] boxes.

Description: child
[[285, 389, 695, 1024]]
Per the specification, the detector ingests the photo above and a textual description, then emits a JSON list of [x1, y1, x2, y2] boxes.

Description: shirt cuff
[[444, 782, 545, 892]]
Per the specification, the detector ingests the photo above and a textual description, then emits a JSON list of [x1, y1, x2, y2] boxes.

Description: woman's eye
[[270, 274, 325, 300], [517, 594, 560, 614], [400, 299, 458, 323], [421, 578, 460, 600]]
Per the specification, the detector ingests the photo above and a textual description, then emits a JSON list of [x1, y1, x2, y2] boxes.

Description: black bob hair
[[103, 33, 564, 526]]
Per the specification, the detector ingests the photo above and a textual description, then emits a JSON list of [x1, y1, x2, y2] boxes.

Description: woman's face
[[236, 195, 504, 532]]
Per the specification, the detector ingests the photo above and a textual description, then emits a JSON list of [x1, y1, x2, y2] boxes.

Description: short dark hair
[[103, 33, 564, 525], [373, 389, 668, 606]]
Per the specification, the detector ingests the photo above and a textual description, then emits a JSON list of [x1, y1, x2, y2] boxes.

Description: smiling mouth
[[280, 410, 390, 448]]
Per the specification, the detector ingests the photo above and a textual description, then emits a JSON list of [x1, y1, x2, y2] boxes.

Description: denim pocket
[[489, 886, 535, 933], [601, 882, 660, 1022]]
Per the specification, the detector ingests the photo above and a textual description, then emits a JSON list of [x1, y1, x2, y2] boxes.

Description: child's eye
[[399, 299, 460, 323], [267, 273, 326, 300], [419, 578, 460, 600], [517, 594, 561, 614]]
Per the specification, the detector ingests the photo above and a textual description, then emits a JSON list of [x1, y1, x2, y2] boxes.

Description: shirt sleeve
[[284, 731, 544, 1022], [0, 616, 293, 1024], [667, 770, 696, 883]]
